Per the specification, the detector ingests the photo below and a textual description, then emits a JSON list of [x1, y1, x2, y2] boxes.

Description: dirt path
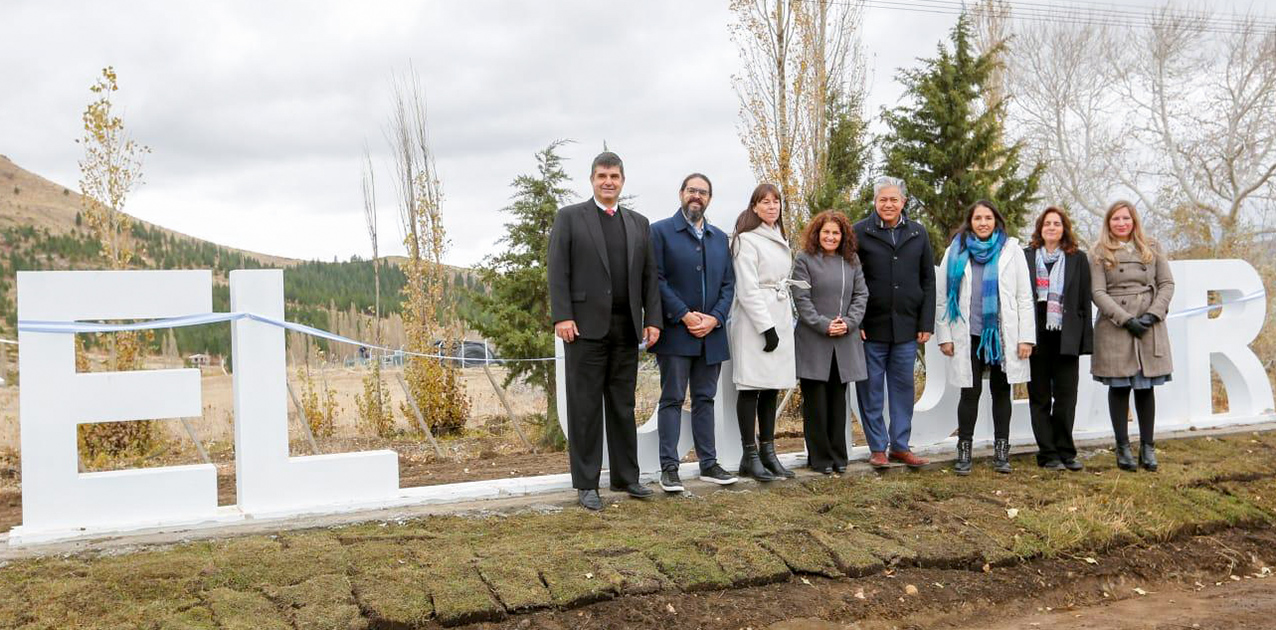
[[965, 578, 1276, 630], [465, 528, 1276, 630]]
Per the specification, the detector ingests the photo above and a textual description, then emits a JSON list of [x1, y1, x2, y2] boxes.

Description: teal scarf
[[945, 230, 1007, 363]]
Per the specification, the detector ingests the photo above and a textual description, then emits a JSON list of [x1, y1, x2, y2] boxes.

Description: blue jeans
[[656, 353, 721, 471], [855, 340, 917, 453]]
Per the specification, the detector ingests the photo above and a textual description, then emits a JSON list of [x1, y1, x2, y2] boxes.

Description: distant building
[[186, 353, 212, 367]]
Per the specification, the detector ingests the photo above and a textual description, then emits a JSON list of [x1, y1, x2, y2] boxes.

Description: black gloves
[[762, 327, 779, 352], [1123, 317, 1148, 338], [1137, 313, 1160, 328]]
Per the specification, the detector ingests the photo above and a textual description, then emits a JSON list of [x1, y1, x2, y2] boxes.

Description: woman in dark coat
[[792, 211, 869, 474], [1024, 207, 1093, 472], [1090, 200, 1174, 472]]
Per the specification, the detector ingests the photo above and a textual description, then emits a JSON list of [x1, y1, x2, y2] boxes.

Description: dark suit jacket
[[853, 215, 936, 343], [1023, 247, 1094, 356], [647, 209, 734, 364], [548, 200, 662, 340]]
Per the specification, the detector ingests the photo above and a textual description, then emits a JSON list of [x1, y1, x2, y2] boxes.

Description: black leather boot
[[1115, 442, 1137, 471], [758, 440, 795, 479], [954, 439, 973, 476], [1139, 441, 1158, 472], [738, 444, 777, 481], [992, 439, 1012, 474]]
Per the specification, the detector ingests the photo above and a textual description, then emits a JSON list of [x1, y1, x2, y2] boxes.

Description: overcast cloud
[[3, 0, 1269, 267]]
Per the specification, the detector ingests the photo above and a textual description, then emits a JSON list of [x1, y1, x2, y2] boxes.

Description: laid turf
[[4, 431, 1276, 629]]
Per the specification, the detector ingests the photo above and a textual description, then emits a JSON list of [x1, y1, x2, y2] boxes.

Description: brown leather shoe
[[868, 451, 890, 468], [889, 450, 930, 468]]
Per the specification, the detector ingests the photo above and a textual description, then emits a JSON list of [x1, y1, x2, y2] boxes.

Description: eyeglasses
[[684, 186, 710, 197]]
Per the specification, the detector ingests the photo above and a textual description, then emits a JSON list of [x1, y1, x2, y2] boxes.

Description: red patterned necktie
[[605, 207, 616, 217]]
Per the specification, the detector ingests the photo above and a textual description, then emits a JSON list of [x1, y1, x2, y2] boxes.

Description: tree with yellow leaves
[[76, 66, 158, 460], [386, 71, 469, 436]]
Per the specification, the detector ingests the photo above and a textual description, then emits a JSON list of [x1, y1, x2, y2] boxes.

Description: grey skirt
[[1094, 371, 1171, 390]]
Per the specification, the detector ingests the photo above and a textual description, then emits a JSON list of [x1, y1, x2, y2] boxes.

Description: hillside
[[0, 155, 486, 355], [0, 154, 299, 267]]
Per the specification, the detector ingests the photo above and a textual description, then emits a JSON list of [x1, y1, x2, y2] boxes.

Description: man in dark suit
[[648, 173, 738, 492], [548, 151, 662, 511]]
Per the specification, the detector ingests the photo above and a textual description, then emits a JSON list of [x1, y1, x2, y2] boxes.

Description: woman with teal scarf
[[935, 200, 1036, 475]]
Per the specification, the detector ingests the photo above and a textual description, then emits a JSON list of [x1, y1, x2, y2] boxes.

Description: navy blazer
[[647, 209, 735, 363]]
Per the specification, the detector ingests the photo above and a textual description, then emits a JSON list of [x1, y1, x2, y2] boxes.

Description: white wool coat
[[729, 223, 799, 390], [934, 236, 1036, 387]]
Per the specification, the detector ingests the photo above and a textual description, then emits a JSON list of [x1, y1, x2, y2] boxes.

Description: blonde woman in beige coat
[[1090, 200, 1174, 472], [729, 183, 804, 482]]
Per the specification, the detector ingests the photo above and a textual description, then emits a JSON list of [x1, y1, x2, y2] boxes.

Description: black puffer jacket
[[852, 215, 936, 343]]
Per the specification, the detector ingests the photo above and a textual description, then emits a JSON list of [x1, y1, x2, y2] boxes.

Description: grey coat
[[1090, 241, 1175, 379], [791, 251, 869, 383]]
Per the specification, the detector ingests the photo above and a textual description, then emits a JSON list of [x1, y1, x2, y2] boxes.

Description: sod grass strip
[[3, 431, 1276, 628]]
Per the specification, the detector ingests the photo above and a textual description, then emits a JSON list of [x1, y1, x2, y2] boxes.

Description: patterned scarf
[[1034, 248, 1066, 331], [945, 230, 1007, 363]]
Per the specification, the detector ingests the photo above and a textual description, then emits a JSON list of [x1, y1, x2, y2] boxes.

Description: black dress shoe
[[1062, 459, 1084, 471], [578, 489, 603, 511], [1041, 460, 1066, 471], [609, 483, 653, 499], [833, 464, 847, 474], [810, 465, 834, 475]]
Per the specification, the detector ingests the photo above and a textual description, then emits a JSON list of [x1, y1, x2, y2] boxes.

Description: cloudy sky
[[2, 0, 1270, 267]]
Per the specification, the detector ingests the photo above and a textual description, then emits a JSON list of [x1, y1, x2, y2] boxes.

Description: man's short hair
[[679, 172, 712, 197], [591, 151, 625, 178], [873, 176, 907, 199]]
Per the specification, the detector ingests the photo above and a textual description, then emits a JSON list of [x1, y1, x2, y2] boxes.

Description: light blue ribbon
[[16, 311, 558, 363], [4, 289, 1266, 356]]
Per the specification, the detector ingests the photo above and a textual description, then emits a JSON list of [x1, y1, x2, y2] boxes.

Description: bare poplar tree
[[355, 146, 394, 436], [731, 0, 867, 235], [1007, 7, 1276, 249], [970, 0, 1012, 115]]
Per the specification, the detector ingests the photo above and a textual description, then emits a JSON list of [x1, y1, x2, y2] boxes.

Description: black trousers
[[1027, 330, 1080, 464], [957, 336, 1012, 441], [801, 355, 848, 469], [563, 311, 640, 489]]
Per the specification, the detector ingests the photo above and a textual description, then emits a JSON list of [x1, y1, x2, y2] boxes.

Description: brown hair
[[801, 210, 859, 265], [1097, 200, 1155, 268], [731, 183, 785, 254], [1028, 206, 1080, 254], [951, 199, 1007, 245]]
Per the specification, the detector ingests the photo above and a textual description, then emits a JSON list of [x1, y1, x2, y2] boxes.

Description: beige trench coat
[[1089, 241, 1175, 379]]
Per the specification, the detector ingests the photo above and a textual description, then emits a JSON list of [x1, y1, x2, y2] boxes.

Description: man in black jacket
[[548, 151, 662, 510], [852, 177, 935, 469]]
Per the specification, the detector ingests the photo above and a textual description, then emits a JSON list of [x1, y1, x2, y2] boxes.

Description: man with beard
[[648, 173, 739, 492], [549, 151, 662, 511]]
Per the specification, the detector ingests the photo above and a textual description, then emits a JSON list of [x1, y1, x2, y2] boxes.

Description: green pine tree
[[880, 13, 1043, 252], [807, 89, 873, 217], [466, 141, 572, 448]]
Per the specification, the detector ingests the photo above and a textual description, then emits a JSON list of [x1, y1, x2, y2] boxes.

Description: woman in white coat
[[935, 200, 1036, 475], [729, 183, 803, 481]]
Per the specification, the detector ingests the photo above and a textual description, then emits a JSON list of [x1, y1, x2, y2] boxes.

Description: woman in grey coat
[[1091, 200, 1174, 472], [792, 211, 869, 474]]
